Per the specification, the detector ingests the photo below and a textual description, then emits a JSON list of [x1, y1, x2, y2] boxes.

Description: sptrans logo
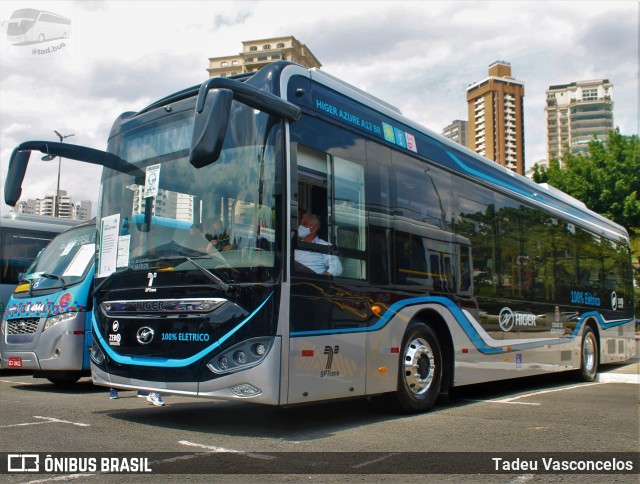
[[498, 307, 537, 332]]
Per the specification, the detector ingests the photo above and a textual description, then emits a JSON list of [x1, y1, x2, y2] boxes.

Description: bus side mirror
[[189, 88, 233, 169], [4, 149, 31, 206]]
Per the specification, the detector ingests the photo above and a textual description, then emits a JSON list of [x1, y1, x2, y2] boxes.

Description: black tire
[[578, 326, 598, 382], [394, 323, 443, 413], [47, 373, 81, 386]]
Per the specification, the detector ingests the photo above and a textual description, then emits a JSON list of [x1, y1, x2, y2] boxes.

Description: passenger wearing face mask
[[294, 213, 342, 276]]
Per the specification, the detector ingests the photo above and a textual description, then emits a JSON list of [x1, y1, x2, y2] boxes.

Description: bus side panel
[[366, 301, 566, 390], [288, 333, 367, 404], [38, 312, 88, 371], [599, 319, 636, 364]]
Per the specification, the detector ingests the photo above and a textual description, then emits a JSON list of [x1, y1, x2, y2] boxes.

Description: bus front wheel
[[394, 323, 443, 413], [578, 326, 598, 382]]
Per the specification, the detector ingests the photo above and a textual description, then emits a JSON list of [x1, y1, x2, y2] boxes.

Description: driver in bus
[[204, 218, 232, 252], [294, 213, 342, 277]]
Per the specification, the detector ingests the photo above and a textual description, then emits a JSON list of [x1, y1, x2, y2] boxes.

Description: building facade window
[[582, 88, 598, 101]]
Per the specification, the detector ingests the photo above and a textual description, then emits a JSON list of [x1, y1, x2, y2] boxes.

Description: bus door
[[288, 139, 370, 405]]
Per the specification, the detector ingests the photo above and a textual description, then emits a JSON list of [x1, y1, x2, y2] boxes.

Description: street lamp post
[[43, 130, 74, 217]]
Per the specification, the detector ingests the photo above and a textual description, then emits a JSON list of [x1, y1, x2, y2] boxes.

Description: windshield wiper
[[183, 256, 231, 293], [140, 255, 231, 293], [96, 257, 231, 294], [27, 273, 67, 295]]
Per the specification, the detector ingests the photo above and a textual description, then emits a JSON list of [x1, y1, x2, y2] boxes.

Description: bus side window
[[295, 145, 366, 280]]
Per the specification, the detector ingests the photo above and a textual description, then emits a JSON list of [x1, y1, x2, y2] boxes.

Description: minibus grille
[[6, 318, 39, 335]]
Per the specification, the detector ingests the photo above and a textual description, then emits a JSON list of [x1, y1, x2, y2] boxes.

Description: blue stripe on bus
[[93, 292, 273, 367], [445, 151, 587, 221], [290, 295, 633, 355]]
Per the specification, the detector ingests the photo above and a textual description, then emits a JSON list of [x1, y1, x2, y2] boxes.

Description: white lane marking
[[597, 373, 640, 384], [178, 440, 274, 460], [26, 474, 94, 483], [0, 379, 36, 385], [0, 416, 90, 428], [464, 382, 601, 405], [351, 452, 400, 469], [496, 382, 600, 403], [461, 399, 540, 405], [509, 474, 535, 484], [34, 416, 90, 427]]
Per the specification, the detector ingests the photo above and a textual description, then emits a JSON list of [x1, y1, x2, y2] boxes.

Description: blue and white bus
[[0, 214, 80, 318], [1, 220, 95, 385], [5, 61, 635, 411]]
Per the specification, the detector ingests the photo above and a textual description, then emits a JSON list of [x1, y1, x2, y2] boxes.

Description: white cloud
[[0, 0, 637, 217]]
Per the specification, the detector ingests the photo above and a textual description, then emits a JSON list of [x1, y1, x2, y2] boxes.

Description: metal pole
[[53, 130, 74, 217]]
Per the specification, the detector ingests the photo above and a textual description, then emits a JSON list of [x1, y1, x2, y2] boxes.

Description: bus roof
[[0, 213, 84, 232], [115, 61, 629, 243]]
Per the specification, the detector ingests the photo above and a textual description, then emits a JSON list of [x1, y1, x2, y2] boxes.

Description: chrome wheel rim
[[403, 337, 435, 395], [583, 333, 596, 374]]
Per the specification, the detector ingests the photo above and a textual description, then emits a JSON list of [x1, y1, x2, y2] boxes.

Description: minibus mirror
[[4, 149, 31, 206], [189, 88, 233, 169]]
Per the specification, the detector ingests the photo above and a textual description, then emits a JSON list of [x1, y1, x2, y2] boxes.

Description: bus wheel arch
[[394, 310, 452, 413], [578, 320, 599, 382]]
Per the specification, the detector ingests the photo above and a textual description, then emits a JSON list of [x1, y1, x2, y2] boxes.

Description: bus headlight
[[90, 338, 105, 365], [207, 337, 274, 375], [43, 312, 78, 332]]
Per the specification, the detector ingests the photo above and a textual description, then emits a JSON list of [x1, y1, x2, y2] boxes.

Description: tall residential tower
[[545, 79, 613, 162], [466, 61, 525, 175]]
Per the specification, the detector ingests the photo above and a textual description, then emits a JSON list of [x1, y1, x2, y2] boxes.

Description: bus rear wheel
[[578, 326, 598, 382], [394, 323, 443, 413]]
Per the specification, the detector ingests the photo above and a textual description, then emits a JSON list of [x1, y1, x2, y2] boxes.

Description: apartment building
[[442, 120, 468, 147], [545, 79, 613, 161], [466, 61, 525, 175], [207, 36, 321, 78]]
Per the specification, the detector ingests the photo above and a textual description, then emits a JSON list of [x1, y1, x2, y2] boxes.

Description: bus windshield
[[99, 102, 282, 282], [23, 223, 96, 291]]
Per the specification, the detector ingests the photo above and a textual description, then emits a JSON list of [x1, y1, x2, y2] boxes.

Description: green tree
[[536, 130, 640, 318], [537, 129, 640, 232]]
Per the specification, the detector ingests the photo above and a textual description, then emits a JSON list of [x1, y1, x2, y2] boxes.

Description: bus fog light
[[234, 350, 247, 364], [206, 337, 275, 374], [229, 383, 262, 397]]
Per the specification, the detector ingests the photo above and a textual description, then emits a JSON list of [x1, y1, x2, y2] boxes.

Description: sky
[[0, 0, 638, 218]]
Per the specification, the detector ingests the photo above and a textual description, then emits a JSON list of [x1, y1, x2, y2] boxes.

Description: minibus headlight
[[43, 312, 78, 332]]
